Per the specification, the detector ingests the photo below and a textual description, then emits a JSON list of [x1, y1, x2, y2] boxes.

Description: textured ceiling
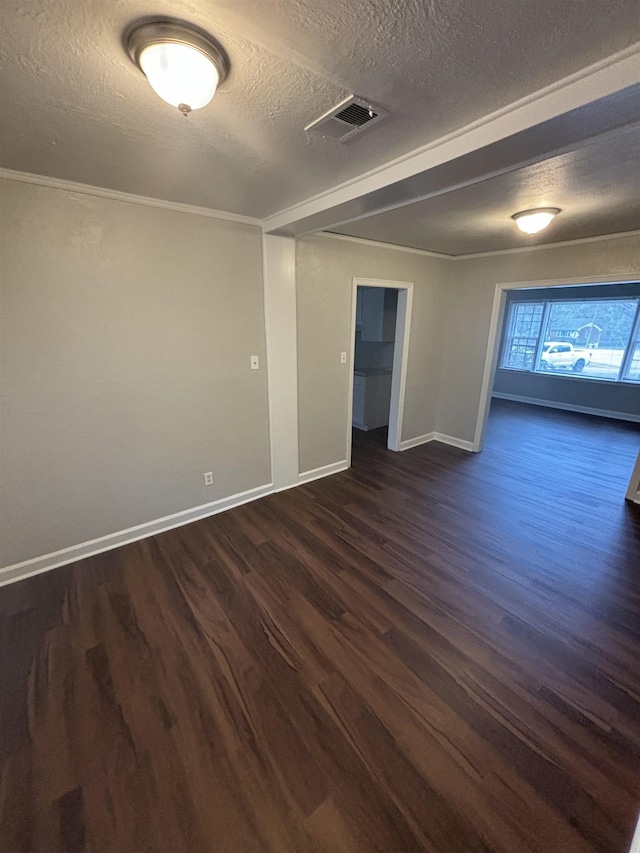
[[1, 0, 639, 218], [330, 123, 640, 255]]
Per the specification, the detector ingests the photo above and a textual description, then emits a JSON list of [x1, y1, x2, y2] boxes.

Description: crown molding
[[0, 168, 262, 227], [453, 229, 640, 261], [318, 229, 640, 263], [2, 172, 637, 263], [317, 232, 451, 259]]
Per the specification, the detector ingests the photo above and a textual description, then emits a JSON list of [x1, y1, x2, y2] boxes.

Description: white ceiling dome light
[[511, 207, 561, 235], [126, 20, 229, 115]]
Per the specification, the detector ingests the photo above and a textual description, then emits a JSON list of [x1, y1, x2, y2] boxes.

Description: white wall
[[0, 179, 270, 569], [437, 233, 640, 442], [296, 235, 450, 473], [3, 178, 637, 575]]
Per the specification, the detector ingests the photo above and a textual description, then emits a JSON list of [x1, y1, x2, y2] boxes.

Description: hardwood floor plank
[[1, 400, 639, 851]]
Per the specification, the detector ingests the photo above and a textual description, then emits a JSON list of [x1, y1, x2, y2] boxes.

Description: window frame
[[499, 299, 545, 372], [620, 301, 640, 383], [500, 294, 640, 385]]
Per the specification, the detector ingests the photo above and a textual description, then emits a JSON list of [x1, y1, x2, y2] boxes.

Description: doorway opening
[[347, 278, 413, 466], [473, 277, 640, 452]]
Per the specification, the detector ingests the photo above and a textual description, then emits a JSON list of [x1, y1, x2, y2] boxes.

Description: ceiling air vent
[[305, 96, 387, 142]]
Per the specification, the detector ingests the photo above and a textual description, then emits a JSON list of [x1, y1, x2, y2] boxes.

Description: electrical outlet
[[204, 471, 214, 486], [251, 355, 259, 370], [340, 351, 347, 364]]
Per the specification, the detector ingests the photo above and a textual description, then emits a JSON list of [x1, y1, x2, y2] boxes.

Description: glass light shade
[[139, 42, 220, 110], [512, 209, 560, 235]]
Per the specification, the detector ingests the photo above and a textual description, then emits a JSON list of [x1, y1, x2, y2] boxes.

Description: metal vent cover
[[305, 96, 387, 142]]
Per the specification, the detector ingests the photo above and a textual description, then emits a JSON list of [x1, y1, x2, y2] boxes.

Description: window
[[502, 302, 544, 370], [624, 326, 640, 383], [501, 294, 640, 384]]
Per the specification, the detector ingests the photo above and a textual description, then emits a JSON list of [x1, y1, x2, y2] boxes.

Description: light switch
[[251, 355, 259, 370], [340, 352, 347, 364]]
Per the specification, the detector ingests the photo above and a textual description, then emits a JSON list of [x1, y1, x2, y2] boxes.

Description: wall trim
[[435, 433, 475, 451], [399, 431, 474, 452], [493, 392, 640, 424], [453, 229, 640, 261], [0, 167, 262, 227], [297, 460, 349, 486], [399, 432, 437, 451], [316, 227, 640, 266], [318, 231, 451, 260], [0, 482, 274, 589], [625, 451, 640, 504], [630, 813, 640, 853], [3, 160, 636, 265], [263, 234, 300, 490]]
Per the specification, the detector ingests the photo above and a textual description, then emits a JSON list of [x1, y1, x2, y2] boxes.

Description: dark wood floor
[[1, 400, 639, 852]]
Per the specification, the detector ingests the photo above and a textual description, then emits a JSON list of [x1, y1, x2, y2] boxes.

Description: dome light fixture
[[511, 208, 561, 235], [126, 19, 229, 115]]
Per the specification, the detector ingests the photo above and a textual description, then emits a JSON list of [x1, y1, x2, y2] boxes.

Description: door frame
[[347, 277, 413, 465], [473, 273, 640, 453]]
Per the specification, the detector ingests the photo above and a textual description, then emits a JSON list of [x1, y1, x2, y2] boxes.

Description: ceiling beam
[[262, 45, 640, 237]]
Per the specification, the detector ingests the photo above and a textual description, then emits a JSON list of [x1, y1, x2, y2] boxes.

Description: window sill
[[497, 367, 639, 386]]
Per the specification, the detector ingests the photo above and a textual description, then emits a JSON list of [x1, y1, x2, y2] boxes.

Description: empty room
[[1, 1, 640, 850]]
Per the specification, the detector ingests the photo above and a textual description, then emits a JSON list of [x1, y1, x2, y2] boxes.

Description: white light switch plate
[[340, 352, 347, 364], [251, 355, 259, 370]]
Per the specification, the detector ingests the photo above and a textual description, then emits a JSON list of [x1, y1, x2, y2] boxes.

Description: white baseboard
[[626, 451, 640, 504], [399, 431, 474, 452], [434, 433, 475, 452], [399, 432, 437, 451], [0, 483, 274, 588], [493, 392, 640, 423], [630, 813, 640, 853], [297, 460, 349, 486]]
